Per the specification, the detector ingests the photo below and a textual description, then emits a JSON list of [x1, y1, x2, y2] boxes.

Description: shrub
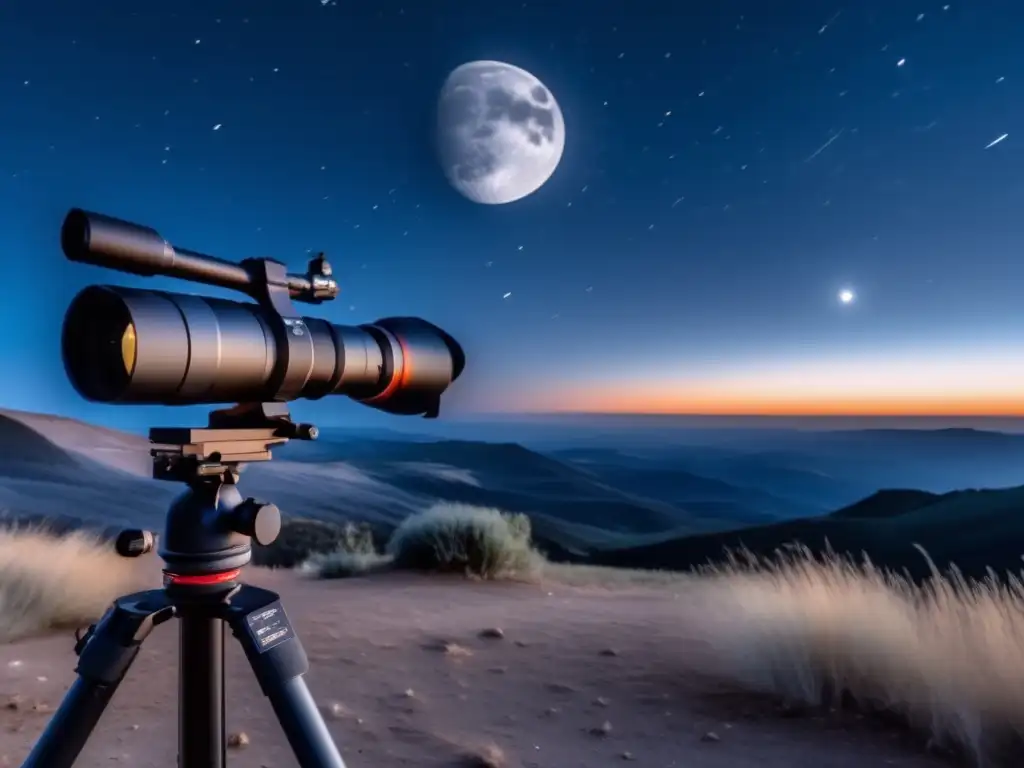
[[386, 502, 542, 580], [299, 549, 394, 579], [252, 518, 377, 569]]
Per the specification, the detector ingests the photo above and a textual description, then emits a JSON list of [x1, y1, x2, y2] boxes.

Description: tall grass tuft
[[0, 526, 148, 642], [699, 544, 1024, 765]]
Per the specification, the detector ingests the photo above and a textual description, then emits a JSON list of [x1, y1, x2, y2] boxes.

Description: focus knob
[[115, 529, 157, 557], [230, 498, 281, 546]]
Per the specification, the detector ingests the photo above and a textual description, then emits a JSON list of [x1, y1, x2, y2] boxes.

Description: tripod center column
[[178, 612, 227, 768]]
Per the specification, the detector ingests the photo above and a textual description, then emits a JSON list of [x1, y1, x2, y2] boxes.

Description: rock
[[620, 751, 635, 761], [4, 696, 22, 711], [323, 701, 349, 720], [545, 682, 575, 694], [479, 627, 505, 640], [227, 732, 250, 749], [589, 721, 612, 737], [488, 666, 508, 675], [543, 706, 559, 717], [593, 696, 610, 708], [462, 743, 505, 768], [443, 642, 474, 657], [403, 688, 415, 698], [701, 731, 720, 743], [779, 698, 808, 718], [598, 648, 618, 657], [513, 640, 529, 648]]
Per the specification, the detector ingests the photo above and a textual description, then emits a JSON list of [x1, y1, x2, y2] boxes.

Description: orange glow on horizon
[[483, 351, 1024, 417], [516, 394, 1024, 418]]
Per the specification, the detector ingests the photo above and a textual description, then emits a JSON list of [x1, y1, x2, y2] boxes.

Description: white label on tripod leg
[[245, 602, 294, 653]]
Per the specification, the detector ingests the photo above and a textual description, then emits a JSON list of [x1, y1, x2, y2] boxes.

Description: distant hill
[[3, 406, 1024, 580], [266, 438, 737, 534], [827, 489, 946, 520], [0, 410, 754, 553], [550, 447, 823, 523], [587, 484, 1024, 582]]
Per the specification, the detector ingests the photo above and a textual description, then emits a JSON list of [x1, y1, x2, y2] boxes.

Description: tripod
[[21, 402, 348, 768]]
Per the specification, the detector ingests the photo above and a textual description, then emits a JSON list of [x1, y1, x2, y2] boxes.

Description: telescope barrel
[[61, 285, 465, 416], [61, 209, 329, 304]]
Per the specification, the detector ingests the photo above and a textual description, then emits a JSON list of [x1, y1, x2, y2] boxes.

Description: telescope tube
[[61, 285, 464, 416]]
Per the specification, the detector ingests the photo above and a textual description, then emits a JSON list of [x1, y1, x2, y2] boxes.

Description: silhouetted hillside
[[828, 489, 945, 519], [588, 484, 1024, 582]]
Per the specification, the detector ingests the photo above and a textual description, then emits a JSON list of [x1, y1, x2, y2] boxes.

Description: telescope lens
[[121, 322, 137, 376]]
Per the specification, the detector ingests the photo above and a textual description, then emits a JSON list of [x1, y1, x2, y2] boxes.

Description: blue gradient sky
[[1, 0, 1023, 430]]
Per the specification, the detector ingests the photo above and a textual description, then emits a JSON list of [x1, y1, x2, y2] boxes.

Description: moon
[[436, 60, 566, 205]]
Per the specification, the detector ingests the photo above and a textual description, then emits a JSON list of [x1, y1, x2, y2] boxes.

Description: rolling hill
[[3, 406, 1024, 581], [587, 484, 1024, 582], [0, 409, 767, 553]]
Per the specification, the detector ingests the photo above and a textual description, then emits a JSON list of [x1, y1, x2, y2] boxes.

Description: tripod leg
[[223, 585, 347, 768], [20, 590, 174, 768], [178, 612, 226, 768]]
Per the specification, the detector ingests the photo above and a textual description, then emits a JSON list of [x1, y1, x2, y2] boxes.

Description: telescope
[[21, 209, 466, 768], [60, 208, 465, 415]]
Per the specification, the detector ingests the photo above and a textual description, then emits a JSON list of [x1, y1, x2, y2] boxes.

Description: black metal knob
[[230, 498, 281, 546], [115, 529, 156, 558]]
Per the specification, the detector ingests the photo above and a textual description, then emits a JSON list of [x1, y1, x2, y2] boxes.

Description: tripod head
[[118, 401, 314, 590]]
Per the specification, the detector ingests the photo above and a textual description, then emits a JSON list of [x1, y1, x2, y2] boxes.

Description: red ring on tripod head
[[164, 569, 241, 586]]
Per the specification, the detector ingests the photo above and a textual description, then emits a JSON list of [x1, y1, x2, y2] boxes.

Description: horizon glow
[[465, 346, 1024, 416]]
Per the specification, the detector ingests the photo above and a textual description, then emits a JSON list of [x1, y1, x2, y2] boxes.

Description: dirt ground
[[0, 568, 948, 768]]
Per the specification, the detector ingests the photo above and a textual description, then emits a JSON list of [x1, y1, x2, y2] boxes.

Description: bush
[[253, 518, 377, 569], [299, 549, 394, 579], [386, 502, 542, 580]]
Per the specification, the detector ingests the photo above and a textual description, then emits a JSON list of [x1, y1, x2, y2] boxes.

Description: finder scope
[[60, 209, 465, 417]]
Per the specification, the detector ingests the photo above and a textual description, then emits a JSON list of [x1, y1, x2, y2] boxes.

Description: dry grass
[[0, 526, 147, 642], [698, 545, 1024, 766]]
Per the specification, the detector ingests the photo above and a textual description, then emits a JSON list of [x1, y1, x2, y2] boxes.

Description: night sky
[[1, 0, 1022, 431]]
